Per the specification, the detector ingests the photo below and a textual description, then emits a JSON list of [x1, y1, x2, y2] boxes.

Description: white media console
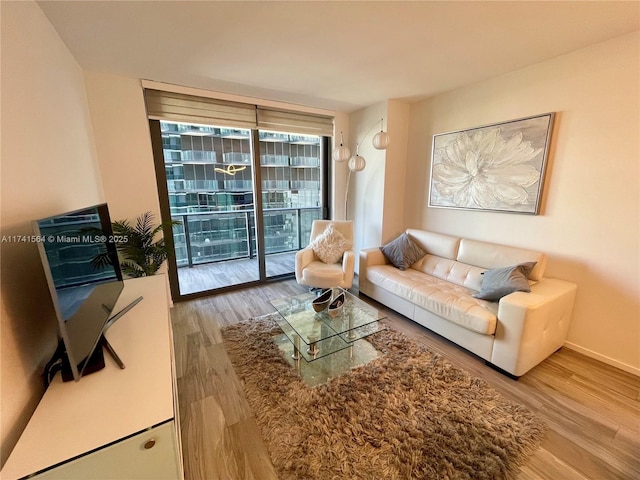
[[2, 275, 183, 480]]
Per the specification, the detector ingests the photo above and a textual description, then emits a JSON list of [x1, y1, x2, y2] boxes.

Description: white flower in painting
[[432, 128, 542, 208]]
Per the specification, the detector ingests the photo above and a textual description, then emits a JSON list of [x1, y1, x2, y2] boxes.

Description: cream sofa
[[359, 229, 577, 377]]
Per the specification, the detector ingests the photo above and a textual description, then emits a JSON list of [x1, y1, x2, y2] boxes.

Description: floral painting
[[429, 113, 554, 214]]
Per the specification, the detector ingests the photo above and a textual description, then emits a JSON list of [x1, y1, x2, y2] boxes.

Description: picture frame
[[428, 112, 555, 215]]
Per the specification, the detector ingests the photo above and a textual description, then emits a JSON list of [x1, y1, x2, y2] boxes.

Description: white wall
[[0, 1, 104, 465], [404, 32, 639, 374], [332, 111, 350, 220], [84, 73, 161, 224], [381, 101, 410, 242], [347, 101, 410, 272], [348, 102, 387, 263]]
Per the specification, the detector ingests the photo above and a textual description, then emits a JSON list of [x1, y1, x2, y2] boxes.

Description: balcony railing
[[171, 207, 321, 268], [181, 150, 217, 162]]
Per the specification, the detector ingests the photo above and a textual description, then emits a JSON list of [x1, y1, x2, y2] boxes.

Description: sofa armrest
[[360, 247, 387, 266], [492, 277, 577, 377], [359, 247, 389, 294], [294, 247, 316, 283]]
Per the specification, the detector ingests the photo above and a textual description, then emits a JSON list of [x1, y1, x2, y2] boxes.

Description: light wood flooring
[[170, 278, 640, 480], [177, 252, 295, 295]]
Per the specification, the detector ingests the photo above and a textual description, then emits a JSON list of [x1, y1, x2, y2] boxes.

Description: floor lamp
[[333, 118, 391, 218]]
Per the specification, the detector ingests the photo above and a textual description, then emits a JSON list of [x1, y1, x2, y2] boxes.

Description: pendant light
[[335, 117, 391, 218], [332, 131, 351, 162], [332, 118, 390, 172], [373, 118, 391, 150], [348, 153, 366, 172]]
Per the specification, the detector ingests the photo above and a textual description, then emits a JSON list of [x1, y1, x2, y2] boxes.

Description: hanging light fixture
[[332, 118, 390, 172], [333, 117, 391, 218], [348, 152, 366, 172], [372, 118, 391, 150], [332, 131, 351, 162]]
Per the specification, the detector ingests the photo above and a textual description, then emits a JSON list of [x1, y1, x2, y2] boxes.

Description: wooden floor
[[177, 252, 295, 295], [170, 278, 640, 480]]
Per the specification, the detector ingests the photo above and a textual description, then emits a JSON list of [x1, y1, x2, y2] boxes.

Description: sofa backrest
[[457, 239, 546, 281], [406, 229, 483, 290], [406, 229, 459, 259], [405, 229, 547, 291]]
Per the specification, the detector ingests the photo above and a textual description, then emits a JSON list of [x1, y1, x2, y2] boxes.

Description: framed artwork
[[428, 112, 555, 214]]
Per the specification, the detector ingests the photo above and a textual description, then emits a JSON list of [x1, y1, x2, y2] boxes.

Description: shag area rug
[[221, 314, 545, 480]]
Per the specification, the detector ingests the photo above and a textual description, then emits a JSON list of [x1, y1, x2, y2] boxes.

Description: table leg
[[307, 339, 319, 357], [292, 334, 301, 360], [347, 313, 356, 340]]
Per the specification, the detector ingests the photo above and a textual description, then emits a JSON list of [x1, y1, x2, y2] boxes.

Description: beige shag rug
[[221, 314, 545, 480]]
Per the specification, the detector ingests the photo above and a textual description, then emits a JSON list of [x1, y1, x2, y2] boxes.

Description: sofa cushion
[[310, 224, 349, 264], [412, 254, 486, 291], [366, 265, 498, 335], [366, 264, 429, 299], [380, 233, 426, 270], [410, 282, 497, 335], [473, 262, 537, 301]]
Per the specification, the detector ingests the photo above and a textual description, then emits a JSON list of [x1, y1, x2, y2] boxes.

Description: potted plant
[[92, 211, 180, 277]]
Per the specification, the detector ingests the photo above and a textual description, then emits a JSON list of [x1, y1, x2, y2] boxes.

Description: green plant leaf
[[89, 211, 181, 278]]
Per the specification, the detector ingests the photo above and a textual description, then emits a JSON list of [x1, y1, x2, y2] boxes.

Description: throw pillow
[[310, 224, 350, 264], [473, 262, 537, 302], [380, 233, 426, 271]]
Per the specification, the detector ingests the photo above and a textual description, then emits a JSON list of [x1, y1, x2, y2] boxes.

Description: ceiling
[[37, 1, 639, 113]]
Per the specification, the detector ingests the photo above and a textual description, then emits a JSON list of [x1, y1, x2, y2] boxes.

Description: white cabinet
[[1, 275, 183, 480], [31, 422, 180, 480]]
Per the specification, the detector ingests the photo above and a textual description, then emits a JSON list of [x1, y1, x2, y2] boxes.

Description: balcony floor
[[177, 251, 295, 295]]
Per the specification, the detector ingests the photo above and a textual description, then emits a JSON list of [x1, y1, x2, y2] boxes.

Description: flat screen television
[[34, 203, 126, 382]]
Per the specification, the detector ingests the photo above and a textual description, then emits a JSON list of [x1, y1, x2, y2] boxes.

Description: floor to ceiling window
[[145, 89, 332, 300], [258, 131, 323, 279], [163, 123, 256, 271]]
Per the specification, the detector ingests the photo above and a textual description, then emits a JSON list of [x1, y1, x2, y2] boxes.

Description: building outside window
[[161, 121, 323, 268]]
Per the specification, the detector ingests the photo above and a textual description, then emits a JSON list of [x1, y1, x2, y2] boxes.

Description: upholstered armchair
[[295, 220, 355, 289]]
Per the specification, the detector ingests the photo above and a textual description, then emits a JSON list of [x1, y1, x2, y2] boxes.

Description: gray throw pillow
[[473, 262, 537, 302], [380, 233, 426, 271]]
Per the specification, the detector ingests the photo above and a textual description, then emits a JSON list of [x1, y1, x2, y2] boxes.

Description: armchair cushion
[[310, 224, 350, 264]]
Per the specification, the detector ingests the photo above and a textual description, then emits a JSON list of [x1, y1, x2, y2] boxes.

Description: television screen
[[34, 203, 124, 381]]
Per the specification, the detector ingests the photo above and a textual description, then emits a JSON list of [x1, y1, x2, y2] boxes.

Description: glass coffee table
[[270, 288, 386, 385]]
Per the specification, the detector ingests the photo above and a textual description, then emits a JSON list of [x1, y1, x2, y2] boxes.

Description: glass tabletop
[[270, 288, 386, 361]]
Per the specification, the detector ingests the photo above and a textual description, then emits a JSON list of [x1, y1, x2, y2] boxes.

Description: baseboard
[[563, 342, 640, 377]]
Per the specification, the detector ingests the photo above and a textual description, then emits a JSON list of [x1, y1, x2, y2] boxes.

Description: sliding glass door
[[150, 119, 326, 299], [160, 122, 258, 295], [258, 131, 323, 279]]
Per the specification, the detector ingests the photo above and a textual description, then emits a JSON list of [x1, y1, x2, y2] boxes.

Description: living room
[[1, 1, 638, 479]]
